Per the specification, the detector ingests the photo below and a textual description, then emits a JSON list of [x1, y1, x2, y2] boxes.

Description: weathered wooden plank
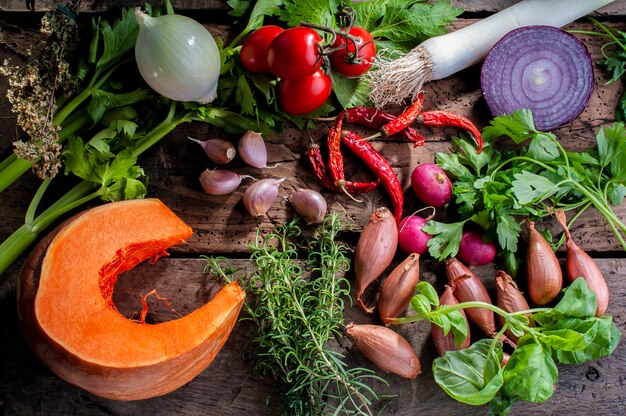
[[0, 0, 623, 15], [1, 257, 625, 415]]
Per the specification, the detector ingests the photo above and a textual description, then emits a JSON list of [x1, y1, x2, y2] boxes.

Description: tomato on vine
[[240, 25, 284, 74], [329, 27, 376, 77], [267, 27, 323, 80], [278, 70, 332, 115]]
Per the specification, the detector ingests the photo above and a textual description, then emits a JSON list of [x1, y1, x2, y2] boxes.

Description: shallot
[[354, 207, 398, 313], [199, 169, 252, 196], [555, 210, 609, 316], [189, 137, 236, 164], [243, 178, 285, 217], [495, 270, 530, 342], [432, 285, 470, 355], [526, 219, 562, 306], [378, 253, 421, 324], [288, 189, 327, 225], [238, 131, 268, 169], [346, 323, 421, 379], [445, 257, 498, 338]]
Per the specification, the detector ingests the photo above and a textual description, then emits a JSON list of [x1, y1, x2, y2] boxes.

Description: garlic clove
[[189, 137, 236, 164], [238, 131, 267, 168], [199, 169, 246, 196], [243, 178, 285, 216], [288, 188, 327, 224]]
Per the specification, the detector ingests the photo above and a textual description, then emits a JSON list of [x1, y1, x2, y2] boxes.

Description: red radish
[[411, 163, 452, 208], [398, 211, 434, 256], [457, 229, 497, 266]]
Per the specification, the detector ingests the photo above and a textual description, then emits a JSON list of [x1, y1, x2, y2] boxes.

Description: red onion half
[[480, 25, 594, 131]]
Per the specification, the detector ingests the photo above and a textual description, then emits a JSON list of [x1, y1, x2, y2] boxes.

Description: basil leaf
[[415, 281, 439, 307], [489, 393, 516, 416], [448, 310, 469, 347], [410, 294, 432, 319], [502, 343, 557, 403], [554, 277, 597, 317], [554, 316, 622, 364], [433, 339, 504, 405]]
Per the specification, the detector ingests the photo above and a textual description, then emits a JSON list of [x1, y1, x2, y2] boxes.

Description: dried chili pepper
[[327, 111, 347, 191], [306, 144, 379, 194], [341, 130, 404, 223], [344, 107, 425, 147], [418, 110, 483, 153], [380, 91, 425, 138]]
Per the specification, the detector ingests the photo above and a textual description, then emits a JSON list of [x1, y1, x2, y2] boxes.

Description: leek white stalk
[[367, 0, 615, 107], [134, 9, 221, 104]]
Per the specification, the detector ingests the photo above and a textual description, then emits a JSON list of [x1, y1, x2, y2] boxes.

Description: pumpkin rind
[[17, 199, 245, 400]]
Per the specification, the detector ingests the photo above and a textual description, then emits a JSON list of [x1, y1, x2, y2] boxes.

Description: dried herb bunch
[[0, 1, 81, 178], [204, 214, 386, 415]]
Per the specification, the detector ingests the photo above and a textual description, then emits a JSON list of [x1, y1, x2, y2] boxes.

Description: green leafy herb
[[424, 110, 626, 275], [392, 278, 621, 415], [203, 215, 386, 415]]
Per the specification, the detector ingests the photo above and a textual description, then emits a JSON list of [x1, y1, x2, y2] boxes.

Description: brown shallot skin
[[496, 270, 530, 342], [354, 207, 398, 313], [555, 210, 609, 316], [346, 323, 421, 379], [378, 253, 421, 324], [432, 285, 470, 355], [445, 257, 497, 338], [526, 219, 562, 306]]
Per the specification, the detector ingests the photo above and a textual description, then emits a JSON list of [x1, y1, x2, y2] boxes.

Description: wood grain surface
[[1, 1, 626, 415]]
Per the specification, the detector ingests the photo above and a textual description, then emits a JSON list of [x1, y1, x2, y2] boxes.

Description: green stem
[[0, 153, 17, 172], [490, 156, 557, 181], [25, 179, 52, 225]]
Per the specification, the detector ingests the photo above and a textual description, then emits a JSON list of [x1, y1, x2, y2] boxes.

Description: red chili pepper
[[344, 107, 425, 147], [418, 110, 483, 154], [341, 130, 404, 223], [306, 144, 379, 194], [327, 111, 346, 189], [380, 91, 425, 138]]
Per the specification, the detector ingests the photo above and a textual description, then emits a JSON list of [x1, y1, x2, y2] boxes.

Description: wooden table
[[2, 1, 626, 415]]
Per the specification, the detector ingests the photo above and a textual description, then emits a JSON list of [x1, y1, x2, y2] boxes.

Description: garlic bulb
[[134, 9, 220, 103]]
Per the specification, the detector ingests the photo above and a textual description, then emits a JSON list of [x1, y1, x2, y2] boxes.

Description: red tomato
[[278, 70, 332, 115], [240, 25, 284, 74], [267, 27, 322, 80], [329, 27, 376, 77]]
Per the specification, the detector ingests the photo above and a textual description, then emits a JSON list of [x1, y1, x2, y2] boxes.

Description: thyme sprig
[[204, 214, 386, 415]]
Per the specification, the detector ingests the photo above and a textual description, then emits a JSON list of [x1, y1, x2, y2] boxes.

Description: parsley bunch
[[424, 110, 626, 276]]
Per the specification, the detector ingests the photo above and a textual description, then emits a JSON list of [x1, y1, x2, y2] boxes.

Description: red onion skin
[[432, 285, 470, 355], [354, 208, 398, 313], [496, 270, 530, 343], [555, 210, 609, 317], [445, 257, 497, 337], [346, 323, 421, 379], [481, 26, 594, 131], [378, 253, 421, 324], [526, 219, 562, 306]]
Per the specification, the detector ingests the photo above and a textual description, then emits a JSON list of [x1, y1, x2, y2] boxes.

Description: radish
[[457, 229, 497, 266], [411, 163, 452, 208], [398, 212, 434, 255]]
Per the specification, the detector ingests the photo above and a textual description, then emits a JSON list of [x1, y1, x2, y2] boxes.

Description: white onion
[[134, 8, 221, 103]]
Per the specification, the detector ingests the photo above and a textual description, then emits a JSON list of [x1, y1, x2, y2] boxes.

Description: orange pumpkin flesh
[[17, 199, 245, 400]]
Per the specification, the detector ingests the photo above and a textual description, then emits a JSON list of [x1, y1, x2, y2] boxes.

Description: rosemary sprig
[[204, 214, 386, 415]]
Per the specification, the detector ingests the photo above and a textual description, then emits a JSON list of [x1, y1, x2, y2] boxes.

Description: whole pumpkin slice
[[17, 198, 245, 400]]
